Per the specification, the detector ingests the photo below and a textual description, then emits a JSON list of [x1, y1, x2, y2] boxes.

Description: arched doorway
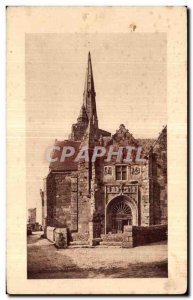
[[106, 196, 137, 233]]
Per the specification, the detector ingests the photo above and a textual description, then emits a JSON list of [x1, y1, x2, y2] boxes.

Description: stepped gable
[[112, 124, 138, 146], [103, 124, 156, 160]]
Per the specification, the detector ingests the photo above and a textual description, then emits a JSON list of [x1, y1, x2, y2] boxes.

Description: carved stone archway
[[105, 195, 138, 234]]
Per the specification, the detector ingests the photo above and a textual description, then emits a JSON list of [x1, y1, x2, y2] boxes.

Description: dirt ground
[[27, 232, 168, 279]]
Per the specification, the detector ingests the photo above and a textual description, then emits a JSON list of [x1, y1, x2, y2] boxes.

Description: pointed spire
[[83, 52, 98, 128], [77, 104, 88, 123], [87, 51, 95, 93]]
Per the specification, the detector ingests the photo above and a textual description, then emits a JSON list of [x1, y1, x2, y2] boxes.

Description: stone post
[[122, 225, 133, 248], [89, 221, 94, 246]]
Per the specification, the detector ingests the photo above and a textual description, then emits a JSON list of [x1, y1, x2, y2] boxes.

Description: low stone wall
[[132, 225, 167, 247], [46, 225, 167, 248]]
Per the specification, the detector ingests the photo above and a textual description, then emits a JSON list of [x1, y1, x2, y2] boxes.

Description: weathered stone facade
[[42, 52, 167, 244]]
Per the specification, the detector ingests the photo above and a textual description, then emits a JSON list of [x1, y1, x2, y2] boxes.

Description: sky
[[25, 33, 167, 222]]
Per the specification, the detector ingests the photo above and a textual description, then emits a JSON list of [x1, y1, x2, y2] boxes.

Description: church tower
[[70, 52, 98, 141]]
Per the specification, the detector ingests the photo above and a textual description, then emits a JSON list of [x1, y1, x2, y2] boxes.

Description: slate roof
[[137, 138, 156, 154], [49, 140, 81, 171]]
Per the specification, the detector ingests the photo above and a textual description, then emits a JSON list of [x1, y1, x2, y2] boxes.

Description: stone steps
[[95, 244, 122, 248], [100, 234, 123, 243], [68, 244, 93, 249], [68, 237, 123, 248], [68, 243, 122, 249], [68, 240, 91, 248], [69, 241, 89, 246]]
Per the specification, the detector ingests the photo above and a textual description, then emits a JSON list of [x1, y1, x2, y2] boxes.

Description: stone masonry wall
[[46, 174, 56, 227], [93, 159, 105, 235], [140, 180, 150, 226], [132, 224, 167, 246], [140, 163, 150, 226], [71, 123, 88, 141], [70, 175, 78, 231], [77, 161, 91, 234], [153, 127, 167, 224], [46, 172, 77, 229]]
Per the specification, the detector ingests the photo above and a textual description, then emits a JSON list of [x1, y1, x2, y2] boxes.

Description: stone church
[[41, 52, 167, 245]]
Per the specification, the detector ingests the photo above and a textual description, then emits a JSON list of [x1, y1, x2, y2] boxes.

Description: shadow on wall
[[132, 225, 167, 247]]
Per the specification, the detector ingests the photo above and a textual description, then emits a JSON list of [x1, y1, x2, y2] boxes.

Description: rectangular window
[[116, 165, 127, 180], [116, 166, 121, 180], [122, 166, 127, 180]]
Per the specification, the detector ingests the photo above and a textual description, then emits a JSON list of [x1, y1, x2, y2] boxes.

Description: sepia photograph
[[26, 33, 168, 279]]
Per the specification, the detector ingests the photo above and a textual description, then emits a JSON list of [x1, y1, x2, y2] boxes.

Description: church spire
[[70, 53, 99, 141], [77, 104, 88, 123], [83, 52, 98, 128], [84, 52, 95, 97]]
